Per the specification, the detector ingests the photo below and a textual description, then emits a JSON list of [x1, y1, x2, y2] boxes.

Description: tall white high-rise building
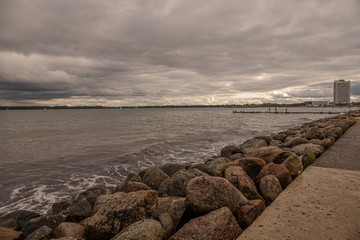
[[333, 80, 351, 104]]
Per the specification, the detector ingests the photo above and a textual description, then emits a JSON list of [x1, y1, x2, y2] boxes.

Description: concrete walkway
[[238, 118, 360, 240]]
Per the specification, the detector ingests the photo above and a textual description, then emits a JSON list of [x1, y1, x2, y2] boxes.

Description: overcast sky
[[0, 0, 359, 106]]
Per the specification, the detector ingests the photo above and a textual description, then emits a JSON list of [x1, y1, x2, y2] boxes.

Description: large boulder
[[53, 222, 85, 239], [304, 126, 326, 140], [160, 163, 192, 177], [153, 197, 186, 228], [335, 119, 352, 131], [245, 146, 290, 164], [0, 227, 22, 240], [224, 166, 263, 200], [188, 163, 213, 175], [24, 225, 52, 240], [0, 210, 40, 231], [259, 175, 283, 205], [22, 214, 67, 237], [158, 169, 208, 197], [208, 157, 230, 176], [221, 145, 242, 158], [321, 137, 335, 149], [301, 147, 316, 169], [224, 157, 266, 181], [237, 199, 265, 229], [239, 139, 267, 153], [325, 126, 343, 139], [111, 219, 165, 240], [292, 143, 324, 157], [114, 181, 151, 193], [158, 213, 176, 239], [64, 198, 92, 222], [281, 154, 303, 179], [256, 163, 292, 189], [142, 167, 169, 190], [284, 137, 309, 148], [254, 136, 273, 145], [186, 176, 248, 215], [52, 201, 71, 215], [269, 140, 283, 147], [75, 186, 108, 207], [271, 132, 287, 142], [169, 207, 242, 240], [82, 190, 158, 240]]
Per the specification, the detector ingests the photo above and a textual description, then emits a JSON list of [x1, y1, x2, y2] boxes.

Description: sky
[[0, 0, 359, 106]]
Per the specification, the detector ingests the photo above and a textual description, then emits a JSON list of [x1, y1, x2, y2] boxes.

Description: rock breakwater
[[1, 110, 359, 240]]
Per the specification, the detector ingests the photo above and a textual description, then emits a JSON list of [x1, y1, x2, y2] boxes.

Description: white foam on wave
[[0, 184, 70, 216]]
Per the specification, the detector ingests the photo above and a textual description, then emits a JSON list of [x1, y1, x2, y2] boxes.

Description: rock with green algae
[[82, 190, 158, 240], [281, 154, 303, 179], [302, 147, 316, 169]]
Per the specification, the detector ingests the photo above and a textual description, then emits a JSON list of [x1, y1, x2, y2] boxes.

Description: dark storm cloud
[[0, 0, 359, 105]]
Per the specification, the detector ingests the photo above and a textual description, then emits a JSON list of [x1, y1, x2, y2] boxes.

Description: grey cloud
[[0, 0, 359, 105]]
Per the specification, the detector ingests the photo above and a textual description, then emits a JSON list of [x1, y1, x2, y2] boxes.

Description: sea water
[[0, 107, 352, 216]]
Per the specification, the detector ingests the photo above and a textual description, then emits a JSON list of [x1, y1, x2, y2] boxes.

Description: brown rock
[[158, 213, 176, 239], [259, 175, 283, 204], [142, 167, 169, 190], [239, 139, 267, 153], [186, 176, 248, 215], [208, 157, 230, 176], [24, 225, 52, 240], [304, 126, 326, 140], [284, 137, 309, 148], [254, 136, 273, 145], [0, 227, 22, 240], [256, 163, 292, 189], [281, 154, 303, 179], [269, 140, 283, 147], [158, 169, 208, 197], [325, 126, 343, 139], [221, 145, 242, 158], [22, 214, 67, 237], [125, 173, 142, 183], [301, 147, 316, 169], [82, 190, 158, 240], [237, 199, 266, 229], [153, 197, 186, 227], [225, 157, 266, 182], [292, 143, 324, 157], [272, 132, 287, 142], [321, 137, 335, 149], [160, 163, 192, 176], [224, 166, 263, 200], [245, 146, 290, 164], [169, 207, 242, 240], [111, 219, 165, 240], [114, 181, 151, 193], [53, 222, 85, 239]]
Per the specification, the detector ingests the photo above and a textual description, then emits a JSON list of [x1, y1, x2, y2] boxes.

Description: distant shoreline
[[1, 103, 359, 110]]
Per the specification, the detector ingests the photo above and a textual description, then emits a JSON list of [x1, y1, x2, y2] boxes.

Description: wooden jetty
[[233, 111, 343, 114]]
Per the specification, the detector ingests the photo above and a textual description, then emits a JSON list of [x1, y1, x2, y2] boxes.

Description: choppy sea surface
[[0, 107, 354, 216]]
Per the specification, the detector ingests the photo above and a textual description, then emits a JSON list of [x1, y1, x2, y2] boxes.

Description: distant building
[[333, 80, 350, 104], [310, 101, 329, 107]]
